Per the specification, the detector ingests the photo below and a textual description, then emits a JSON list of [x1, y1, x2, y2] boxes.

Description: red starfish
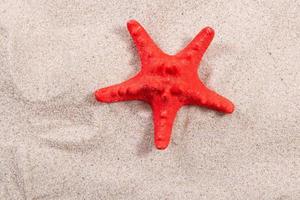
[[95, 20, 234, 150]]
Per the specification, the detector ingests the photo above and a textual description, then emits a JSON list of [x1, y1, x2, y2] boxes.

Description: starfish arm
[[151, 100, 181, 149], [187, 87, 234, 113], [177, 27, 214, 66], [127, 20, 163, 65], [95, 75, 143, 103]]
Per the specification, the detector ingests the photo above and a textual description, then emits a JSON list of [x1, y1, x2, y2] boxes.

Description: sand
[[0, 0, 299, 199]]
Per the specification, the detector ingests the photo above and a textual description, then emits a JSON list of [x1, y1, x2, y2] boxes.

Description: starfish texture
[[95, 20, 234, 150]]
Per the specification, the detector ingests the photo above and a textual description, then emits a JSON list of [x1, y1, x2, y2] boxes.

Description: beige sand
[[0, 0, 299, 199]]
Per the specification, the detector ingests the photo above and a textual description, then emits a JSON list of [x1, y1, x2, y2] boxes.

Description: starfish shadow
[[136, 122, 154, 157], [193, 105, 227, 117]]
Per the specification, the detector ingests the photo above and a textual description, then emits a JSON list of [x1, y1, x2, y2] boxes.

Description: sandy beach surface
[[0, 0, 299, 199]]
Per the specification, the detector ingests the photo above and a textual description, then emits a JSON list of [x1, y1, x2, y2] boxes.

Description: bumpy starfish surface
[[95, 20, 234, 150]]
